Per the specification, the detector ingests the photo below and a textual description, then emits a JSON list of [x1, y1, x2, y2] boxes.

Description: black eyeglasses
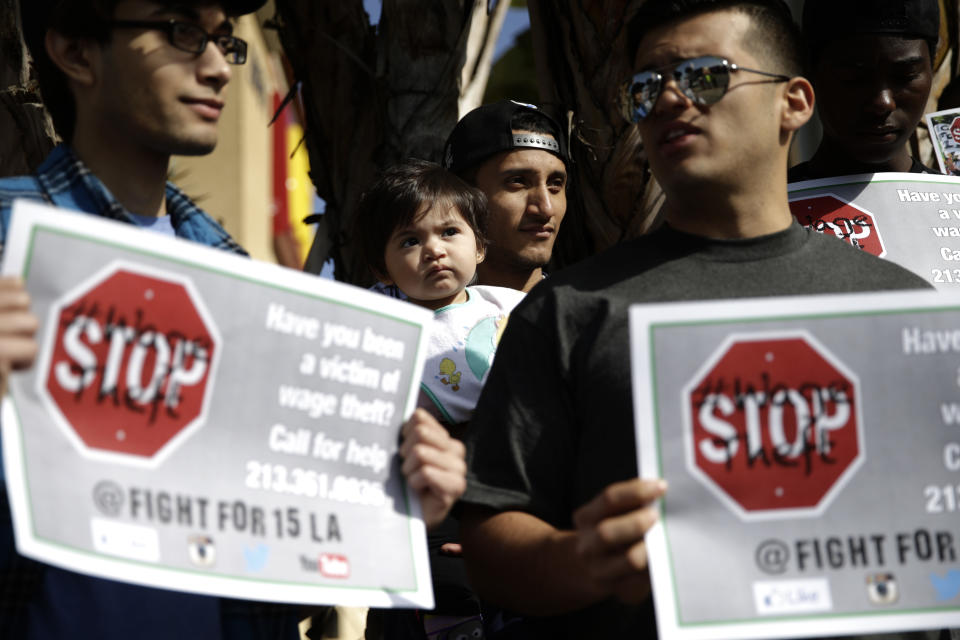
[[107, 20, 248, 64], [619, 55, 790, 123]]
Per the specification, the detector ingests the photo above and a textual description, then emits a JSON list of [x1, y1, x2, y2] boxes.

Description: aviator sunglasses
[[619, 55, 790, 123]]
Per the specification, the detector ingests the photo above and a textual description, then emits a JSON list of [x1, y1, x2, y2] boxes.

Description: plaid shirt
[[0, 144, 247, 259], [0, 147, 299, 640]]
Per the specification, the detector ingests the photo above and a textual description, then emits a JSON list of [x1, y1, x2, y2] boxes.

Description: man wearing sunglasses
[[458, 1, 929, 637], [789, 0, 940, 181]]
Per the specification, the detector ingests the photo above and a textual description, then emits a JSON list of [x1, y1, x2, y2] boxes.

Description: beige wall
[[171, 14, 278, 263]]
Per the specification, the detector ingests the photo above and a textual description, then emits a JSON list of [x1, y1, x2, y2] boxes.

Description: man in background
[[789, 0, 940, 181], [443, 100, 568, 292]]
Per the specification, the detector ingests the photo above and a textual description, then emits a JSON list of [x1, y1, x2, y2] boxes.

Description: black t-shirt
[[463, 222, 931, 638], [788, 157, 939, 182]]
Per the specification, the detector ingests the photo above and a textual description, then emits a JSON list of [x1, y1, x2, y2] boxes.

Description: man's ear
[[780, 75, 815, 136], [45, 30, 99, 88]]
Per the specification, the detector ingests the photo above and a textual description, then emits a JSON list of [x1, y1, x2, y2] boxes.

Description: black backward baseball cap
[[443, 99, 568, 175], [802, 0, 940, 57]]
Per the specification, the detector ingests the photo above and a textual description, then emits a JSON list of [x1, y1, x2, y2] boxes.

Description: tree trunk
[[0, 0, 57, 177], [273, 0, 509, 284], [527, 0, 659, 267]]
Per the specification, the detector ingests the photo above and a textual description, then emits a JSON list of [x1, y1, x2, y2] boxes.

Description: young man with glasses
[[0, 2, 301, 638], [0, 1, 466, 638], [457, 1, 930, 637]]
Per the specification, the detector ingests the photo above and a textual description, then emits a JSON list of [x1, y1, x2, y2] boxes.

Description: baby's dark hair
[[355, 159, 488, 280]]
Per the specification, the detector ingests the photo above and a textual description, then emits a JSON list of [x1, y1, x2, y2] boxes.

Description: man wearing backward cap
[[789, 0, 941, 180], [456, 0, 935, 637], [442, 100, 569, 293]]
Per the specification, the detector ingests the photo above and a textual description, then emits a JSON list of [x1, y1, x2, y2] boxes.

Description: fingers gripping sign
[[399, 408, 467, 529], [0, 277, 39, 395], [572, 478, 668, 604]]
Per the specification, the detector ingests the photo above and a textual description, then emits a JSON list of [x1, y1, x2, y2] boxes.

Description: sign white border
[[1, 199, 436, 609], [631, 290, 960, 640]]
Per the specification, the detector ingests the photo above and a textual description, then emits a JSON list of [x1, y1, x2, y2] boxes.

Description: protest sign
[[925, 108, 960, 176], [789, 172, 960, 289], [0, 200, 435, 608], [630, 291, 960, 640]]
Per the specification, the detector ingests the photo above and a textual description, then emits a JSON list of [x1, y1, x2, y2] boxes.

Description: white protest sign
[[1, 199, 435, 608], [926, 108, 960, 176], [789, 172, 960, 289], [631, 290, 960, 640]]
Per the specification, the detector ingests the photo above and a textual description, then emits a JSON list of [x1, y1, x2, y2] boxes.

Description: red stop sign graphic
[[790, 194, 886, 257], [684, 334, 862, 518], [41, 264, 219, 462], [951, 117, 960, 144]]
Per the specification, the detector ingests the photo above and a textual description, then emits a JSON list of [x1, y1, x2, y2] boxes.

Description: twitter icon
[[244, 544, 269, 572], [930, 570, 960, 601]]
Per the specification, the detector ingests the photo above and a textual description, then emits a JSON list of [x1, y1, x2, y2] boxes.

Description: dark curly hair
[[354, 159, 488, 281]]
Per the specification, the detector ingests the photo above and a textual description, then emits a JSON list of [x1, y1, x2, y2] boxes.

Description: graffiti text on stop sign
[[795, 212, 874, 242], [53, 298, 213, 422], [691, 373, 853, 475]]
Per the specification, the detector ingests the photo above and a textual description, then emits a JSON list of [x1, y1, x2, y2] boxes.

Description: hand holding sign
[[399, 408, 466, 529], [571, 477, 668, 605], [0, 277, 38, 396]]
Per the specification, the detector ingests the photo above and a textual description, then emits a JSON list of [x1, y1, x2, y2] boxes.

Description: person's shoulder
[[540, 230, 671, 293], [790, 156, 940, 182], [0, 173, 48, 244], [511, 232, 668, 322], [0, 146, 81, 213], [0, 174, 43, 193], [468, 284, 525, 312], [164, 181, 249, 255], [911, 156, 941, 175], [0, 175, 44, 206], [804, 229, 932, 290]]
